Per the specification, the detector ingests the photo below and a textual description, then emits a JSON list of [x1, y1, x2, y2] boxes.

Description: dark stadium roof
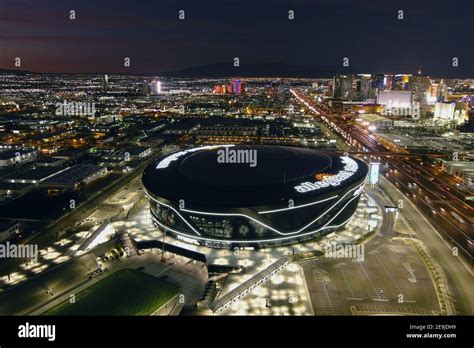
[[179, 146, 332, 187], [142, 145, 368, 208]]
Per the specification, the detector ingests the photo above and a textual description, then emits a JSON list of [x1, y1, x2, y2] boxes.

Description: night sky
[[0, 0, 473, 75]]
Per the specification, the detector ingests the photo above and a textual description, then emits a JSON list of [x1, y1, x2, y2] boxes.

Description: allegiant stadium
[[142, 145, 369, 248]]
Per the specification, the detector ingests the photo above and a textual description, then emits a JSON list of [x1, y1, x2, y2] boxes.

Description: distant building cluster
[[441, 160, 474, 187], [214, 79, 245, 94], [0, 72, 472, 246], [332, 72, 469, 122], [143, 79, 162, 96]]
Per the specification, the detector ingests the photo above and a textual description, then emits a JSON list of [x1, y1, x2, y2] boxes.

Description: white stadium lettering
[[157, 145, 234, 169], [294, 156, 359, 193]]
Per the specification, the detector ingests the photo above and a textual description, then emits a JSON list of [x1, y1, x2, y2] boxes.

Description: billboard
[[369, 162, 380, 185], [434, 102, 455, 120], [377, 90, 412, 107], [384, 206, 399, 213]]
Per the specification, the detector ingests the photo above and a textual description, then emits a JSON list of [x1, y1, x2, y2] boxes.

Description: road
[[0, 153, 157, 275], [291, 89, 473, 263], [292, 89, 474, 314], [380, 175, 474, 314], [301, 185, 451, 315]]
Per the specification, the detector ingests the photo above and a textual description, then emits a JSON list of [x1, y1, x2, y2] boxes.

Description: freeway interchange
[[291, 89, 474, 265]]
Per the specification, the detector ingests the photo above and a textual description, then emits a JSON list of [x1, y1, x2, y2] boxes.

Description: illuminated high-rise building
[[230, 79, 244, 94], [431, 80, 448, 102], [151, 80, 162, 95], [214, 80, 244, 94], [383, 75, 393, 90], [409, 74, 431, 106], [392, 74, 411, 90], [371, 74, 385, 91], [102, 74, 109, 93], [214, 85, 224, 94], [356, 74, 377, 101], [143, 80, 151, 95], [333, 74, 377, 101], [333, 75, 354, 100]]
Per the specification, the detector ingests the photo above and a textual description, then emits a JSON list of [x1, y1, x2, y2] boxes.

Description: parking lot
[[300, 239, 441, 315]]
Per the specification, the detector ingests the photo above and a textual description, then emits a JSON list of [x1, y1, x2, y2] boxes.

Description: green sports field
[[45, 269, 179, 315]]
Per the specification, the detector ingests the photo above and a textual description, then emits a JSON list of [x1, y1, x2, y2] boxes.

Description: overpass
[[210, 257, 290, 313]]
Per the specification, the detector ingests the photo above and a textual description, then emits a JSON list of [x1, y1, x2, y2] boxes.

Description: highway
[[351, 126, 472, 241], [379, 176, 474, 313], [291, 89, 473, 264]]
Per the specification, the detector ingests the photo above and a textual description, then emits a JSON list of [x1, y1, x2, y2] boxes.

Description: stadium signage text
[[156, 145, 234, 169], [294, 156, 358, 193]]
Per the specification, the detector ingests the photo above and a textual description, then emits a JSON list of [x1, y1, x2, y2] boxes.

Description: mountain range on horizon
[[1, 62, 473, 79]]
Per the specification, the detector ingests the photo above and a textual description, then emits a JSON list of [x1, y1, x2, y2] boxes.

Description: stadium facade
[[142, 145, 369, 248]]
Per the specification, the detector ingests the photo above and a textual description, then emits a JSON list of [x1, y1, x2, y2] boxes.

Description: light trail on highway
[[291, 88, 474, 264]]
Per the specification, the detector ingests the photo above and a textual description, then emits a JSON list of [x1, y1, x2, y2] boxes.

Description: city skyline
[[0, 1, 472, 346]]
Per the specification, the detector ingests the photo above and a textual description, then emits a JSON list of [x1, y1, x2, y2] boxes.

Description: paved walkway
[[210, 257, 289, 313]]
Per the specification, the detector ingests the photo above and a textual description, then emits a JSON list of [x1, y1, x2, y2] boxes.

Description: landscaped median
[[45, 269, 179, 316]]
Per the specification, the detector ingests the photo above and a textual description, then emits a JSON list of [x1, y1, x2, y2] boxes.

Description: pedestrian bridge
[[210, 257, 290, 313]]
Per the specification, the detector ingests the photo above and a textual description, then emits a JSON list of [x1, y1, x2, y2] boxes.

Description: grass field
[[45, 269, 179, 315]]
